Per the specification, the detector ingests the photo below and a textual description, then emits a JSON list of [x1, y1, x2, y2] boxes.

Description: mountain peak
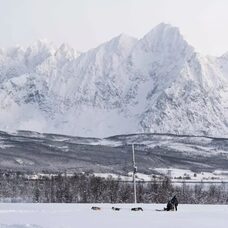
[[0, 24, 227, 138], [116, 33, 137, 42], [138, 23, 193, 59], [107, 33, 137, 50], [148, 23, 181, 36], [86, 33, 137, 61], [55, 43, 79, 59], [154, 22, 177, 29]]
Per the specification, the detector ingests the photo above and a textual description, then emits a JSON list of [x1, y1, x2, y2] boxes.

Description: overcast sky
[[0, 0, 228, 56]]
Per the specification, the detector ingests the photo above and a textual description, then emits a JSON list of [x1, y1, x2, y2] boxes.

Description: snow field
[[0, 204, 227, 228]]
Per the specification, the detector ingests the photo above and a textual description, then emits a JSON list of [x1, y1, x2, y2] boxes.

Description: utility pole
[[132, 144, 137, 204]]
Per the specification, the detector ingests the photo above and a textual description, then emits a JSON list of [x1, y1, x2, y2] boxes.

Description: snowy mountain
[[0, 23, 228, 137]]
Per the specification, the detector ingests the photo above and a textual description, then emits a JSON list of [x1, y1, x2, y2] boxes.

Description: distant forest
[[0, 171, 228, 204]]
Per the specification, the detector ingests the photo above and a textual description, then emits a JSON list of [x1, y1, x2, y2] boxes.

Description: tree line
[[0, 171, 228, 204]]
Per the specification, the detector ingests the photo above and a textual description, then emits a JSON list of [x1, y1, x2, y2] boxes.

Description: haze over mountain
[[0, 23, 228, 137]]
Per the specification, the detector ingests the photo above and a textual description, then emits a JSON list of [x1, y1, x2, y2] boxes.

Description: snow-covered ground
[[94, 167, 228, 183], [154, 168, 228, 182], [0, 204, 227, 228]]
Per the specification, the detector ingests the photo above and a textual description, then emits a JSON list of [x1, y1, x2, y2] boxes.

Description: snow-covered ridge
[[0, 23, 228, 137], [0, 130, 228, 174]]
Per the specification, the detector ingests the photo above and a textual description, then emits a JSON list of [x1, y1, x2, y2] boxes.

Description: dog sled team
[[91, 195, 178, 212]]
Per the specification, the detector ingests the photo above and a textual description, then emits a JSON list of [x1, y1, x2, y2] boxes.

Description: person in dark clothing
[[165, 200, 174, 211], [164, 195, 178, 211]]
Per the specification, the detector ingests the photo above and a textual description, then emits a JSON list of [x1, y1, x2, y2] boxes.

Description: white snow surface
[[0, 204, 227, 228], [94, 168, 228, 183], [0, 23, 228, 137]]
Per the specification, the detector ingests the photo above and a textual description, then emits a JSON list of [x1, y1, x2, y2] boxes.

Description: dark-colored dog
[[112, 207, 121, 211], [131, 207, 143, 211], [91, 206, 101, 210], [164, 195, 179, 211]]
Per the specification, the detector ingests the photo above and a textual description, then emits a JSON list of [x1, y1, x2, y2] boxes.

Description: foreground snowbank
[[0, 204, 228, 228]]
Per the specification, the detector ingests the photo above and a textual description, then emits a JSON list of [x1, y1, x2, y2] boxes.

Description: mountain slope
[[0, 23, 227, 137], [0, 130, 228, 174], [123, 24, 228, 136]]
